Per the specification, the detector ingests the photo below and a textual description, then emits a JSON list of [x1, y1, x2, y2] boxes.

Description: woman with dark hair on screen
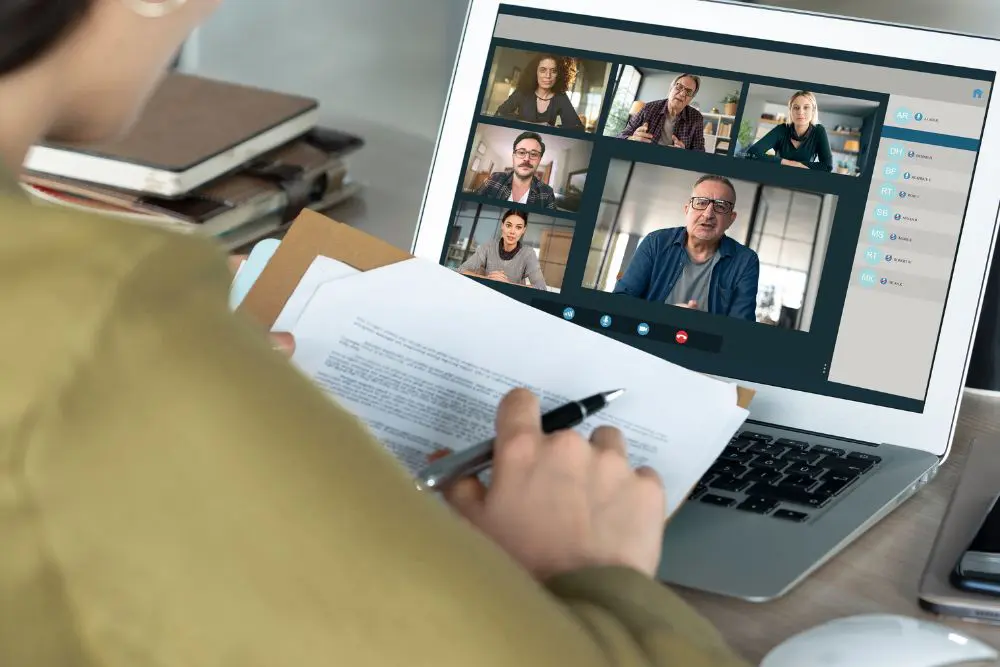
[[745, 90, 833, 171], [494, 52, 586, 130], [0, 1, 747, 666], [458, 209, 547, 289]]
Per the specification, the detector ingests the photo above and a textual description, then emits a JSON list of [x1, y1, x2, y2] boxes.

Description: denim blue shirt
[[612, 227, 760, 321]]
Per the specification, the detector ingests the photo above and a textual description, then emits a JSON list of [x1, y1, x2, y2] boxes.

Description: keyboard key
[[746, 483, 832, 509], [744, 468, 782, 483], [720, 448, 755, 464], [780, 474, 818, 489], [710, 476, 750, 493], [730, 436, 758, 451], [847, 452, 882, 464], [689, 485, 707, 500], [776, 438, 810, 451], [784, 450, 823, 464], [786, 463, 823, 478], [815, 472, 859, 498], [823, 458, 874, 475], [741, 431, 774, 443], [774, 509, 810, 522], [738, 496, 780, 514], [750, 457, 787, 471], [701, 494, 737, 507], [748, 442, 784, 456], [697, 472, 717, 486], [710, 462, 748, 477], [810, 445, 846, 457]]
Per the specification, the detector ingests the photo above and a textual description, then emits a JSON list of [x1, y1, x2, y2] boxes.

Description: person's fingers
[[590, 425, 628, 458], [687, 300, 698, 308], [493, 388, 542, 469], [442, 477, 487, 522], [270, 331, 296, 356]]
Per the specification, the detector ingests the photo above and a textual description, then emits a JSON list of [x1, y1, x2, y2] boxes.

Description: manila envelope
[[237, 209, 755, 410]]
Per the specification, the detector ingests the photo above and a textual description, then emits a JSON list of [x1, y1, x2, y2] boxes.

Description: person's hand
[[780, 158, 807, 168], [628, 123, 653, 143], [228, 253, 296, 357], [674, 299, 698, 309], [486, 271, 509, 282], [442, 388, 666, 580], [670, 134, 684, 148]]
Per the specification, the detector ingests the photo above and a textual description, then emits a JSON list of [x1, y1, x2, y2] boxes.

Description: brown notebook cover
[[36, 73, 318, 172]]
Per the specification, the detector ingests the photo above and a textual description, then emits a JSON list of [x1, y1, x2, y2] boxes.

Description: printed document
[[289, 257, 749, 515]]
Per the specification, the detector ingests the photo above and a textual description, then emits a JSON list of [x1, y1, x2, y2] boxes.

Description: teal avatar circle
[[859, 269, 878, 287], [878, 183, 896, 201], [864, 247, 883, 265], [873, 204, 892, 220], [869, 226, 887, 243], [886, 143, 906, 159], [882, 163, 900, 180]]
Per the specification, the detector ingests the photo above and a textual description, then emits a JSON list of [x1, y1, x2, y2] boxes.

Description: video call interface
[[438, 5, 994, 412]]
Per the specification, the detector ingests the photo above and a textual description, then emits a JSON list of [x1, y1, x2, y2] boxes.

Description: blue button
[[914, 112, 924, 121], [562, 307, 575, 320], [599, 315, 612, 328], [636, 322, 650, 336]]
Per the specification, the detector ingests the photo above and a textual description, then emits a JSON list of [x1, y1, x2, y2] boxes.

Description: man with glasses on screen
[[475, 131, 558, 209], [613, 174, 760, 321], [617, 73, 706, 151]]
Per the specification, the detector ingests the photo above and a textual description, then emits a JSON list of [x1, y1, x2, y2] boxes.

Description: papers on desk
[[278, 255, 750, 517]]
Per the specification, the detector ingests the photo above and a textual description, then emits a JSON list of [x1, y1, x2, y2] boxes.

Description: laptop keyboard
[[689, 430, 882, 522]]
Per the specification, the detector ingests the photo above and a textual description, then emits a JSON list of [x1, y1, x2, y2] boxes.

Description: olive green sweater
[[0, 175, 748, 667]]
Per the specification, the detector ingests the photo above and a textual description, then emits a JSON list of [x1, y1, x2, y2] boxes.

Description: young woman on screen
[[745, 90, 834, 171], [494, 53, 586, 130]]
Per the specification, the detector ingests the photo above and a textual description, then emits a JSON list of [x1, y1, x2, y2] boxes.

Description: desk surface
[[681, 391, 1000, 665]]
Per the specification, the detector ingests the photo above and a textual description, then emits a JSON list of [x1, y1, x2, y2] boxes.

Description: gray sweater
[[458, 240, 547, 289]]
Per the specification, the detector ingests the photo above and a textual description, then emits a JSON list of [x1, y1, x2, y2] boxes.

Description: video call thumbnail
[[443, 202, 577, 293], [462, 122, 593, 213], [481, 47, 613, 133], [735, 85, 881, 176], [582, 160, 838, 332], [603, 66, 743, 155]]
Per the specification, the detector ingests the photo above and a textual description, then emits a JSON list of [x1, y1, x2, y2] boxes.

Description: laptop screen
[[434, 5, 995, 413]]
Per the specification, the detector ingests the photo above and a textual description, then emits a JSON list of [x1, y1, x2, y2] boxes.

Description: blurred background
[[181, 0, 1000, 389]]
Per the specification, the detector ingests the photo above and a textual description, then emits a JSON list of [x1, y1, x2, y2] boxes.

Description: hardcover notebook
[[23, 73, 320, 198]]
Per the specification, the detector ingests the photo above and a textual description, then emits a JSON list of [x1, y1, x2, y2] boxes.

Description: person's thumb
[[687, 300, 698, 308], [442, 477, 487, 522]]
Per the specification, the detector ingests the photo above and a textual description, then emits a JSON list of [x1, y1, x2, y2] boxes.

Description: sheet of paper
[[272, 256, 361, 332], [289, 258, 749, 516]]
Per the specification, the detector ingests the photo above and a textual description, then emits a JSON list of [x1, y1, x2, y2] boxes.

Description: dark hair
[[516, 53, 578, 96], [693, 174, 737, 203], [0, 0, 94, 77], [501, 209, 528, 225], [513, 131, 545, 156]]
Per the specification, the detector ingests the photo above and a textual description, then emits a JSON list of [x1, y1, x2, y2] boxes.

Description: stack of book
[[18, 73, 364, 251]]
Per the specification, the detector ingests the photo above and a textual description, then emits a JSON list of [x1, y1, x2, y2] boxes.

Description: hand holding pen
[[421, 388, 667, 581]]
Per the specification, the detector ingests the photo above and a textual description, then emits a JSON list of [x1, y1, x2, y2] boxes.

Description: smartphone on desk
[[918, 437, 1000, 623], [953, 494, 1000, 596]]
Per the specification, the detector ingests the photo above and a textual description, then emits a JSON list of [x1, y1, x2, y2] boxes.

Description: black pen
[[414, 389, 626, 491]]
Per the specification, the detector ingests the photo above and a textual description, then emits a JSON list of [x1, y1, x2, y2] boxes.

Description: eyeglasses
[[673, 81, 696, 98], [689, 196, 734, 214], [513, 149, 543, 160]]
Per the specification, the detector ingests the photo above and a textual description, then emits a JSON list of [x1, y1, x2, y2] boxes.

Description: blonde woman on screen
[[745, 90, 833, 171], [0, 1, 746, 665]]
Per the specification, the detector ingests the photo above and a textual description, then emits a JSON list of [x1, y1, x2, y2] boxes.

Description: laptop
[[411, 0, 1000, 601]]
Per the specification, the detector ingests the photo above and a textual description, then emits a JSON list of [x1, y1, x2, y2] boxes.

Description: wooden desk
[[679, 391, 1000, 664]]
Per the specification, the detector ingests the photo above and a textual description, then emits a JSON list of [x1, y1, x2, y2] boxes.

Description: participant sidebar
[[856, 138, 974, 299]]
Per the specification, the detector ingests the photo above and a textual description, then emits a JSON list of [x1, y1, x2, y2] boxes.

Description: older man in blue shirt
[[613, 174, 760, 321]]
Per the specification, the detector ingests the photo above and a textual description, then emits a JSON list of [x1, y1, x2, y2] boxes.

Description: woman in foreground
[[0, 1, 747, 665]]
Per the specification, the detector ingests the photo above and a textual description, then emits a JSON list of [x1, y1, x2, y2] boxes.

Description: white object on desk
[[759, 613, 998, 667], [286, 257, 750, 515], [272, 256, 360, 332]]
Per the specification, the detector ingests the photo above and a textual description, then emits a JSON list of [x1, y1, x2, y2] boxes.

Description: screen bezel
[[411, 0, 1000, 457]]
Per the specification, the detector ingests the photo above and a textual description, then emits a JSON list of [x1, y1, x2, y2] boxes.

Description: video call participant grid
[[439, 31, 983, 411]]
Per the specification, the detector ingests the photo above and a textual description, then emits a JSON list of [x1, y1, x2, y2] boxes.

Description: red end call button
[[675, 330, 689, 345]]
